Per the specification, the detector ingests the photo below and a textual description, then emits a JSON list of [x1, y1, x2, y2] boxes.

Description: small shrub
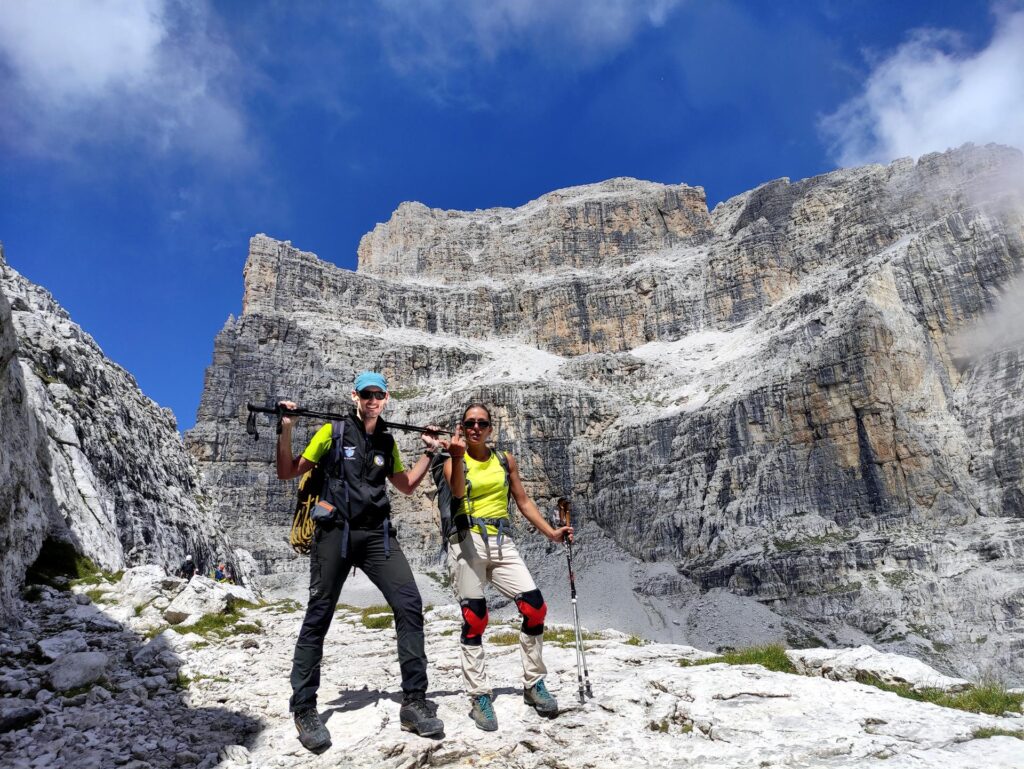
[[626, 635, 648, 646], [973, 727, 1024, 740]]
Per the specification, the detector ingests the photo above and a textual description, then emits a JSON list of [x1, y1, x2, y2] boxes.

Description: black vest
[[322, 412, 397, 529]]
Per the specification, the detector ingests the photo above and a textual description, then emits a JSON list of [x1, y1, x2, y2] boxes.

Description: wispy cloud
[[375, 0, 684, 103], [0, 0, 250, 165], [953, 276, 1024, 360], [821, 8, 1024, 166]]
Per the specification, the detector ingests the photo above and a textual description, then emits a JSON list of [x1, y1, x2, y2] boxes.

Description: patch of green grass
[[882, 571, 912, 588], [626, 635, 648, 646], [389, 387, 422, 400], [972, 727, 1024, 740], [856, 674, 1024, 716], [173, 671, 192, 690], [185, 605, 263, 639], [84, 588, 109, 604], [678, 644, 797, 674], [488, 627, 603, 646], [144, 625, 168, 640], [439, 628, 456, 636], [360, 604, 394, 630], [544, 627, 604, 645], [649, 719, 669, 733], [488, 631, 520, 645], [271, 599, 303, 614], [773, 531, 856, 553], [60, 682, 99, 697]]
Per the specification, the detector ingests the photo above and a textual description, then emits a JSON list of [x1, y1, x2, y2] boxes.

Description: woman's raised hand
[[448, 424, 466, 458]]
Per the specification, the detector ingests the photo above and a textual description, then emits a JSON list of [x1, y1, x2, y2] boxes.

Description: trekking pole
[[245, 403, 451, 442], [557, 498, 593, 702]]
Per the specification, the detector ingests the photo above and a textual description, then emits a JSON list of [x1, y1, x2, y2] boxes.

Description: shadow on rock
[[0, 580, 263, 769]]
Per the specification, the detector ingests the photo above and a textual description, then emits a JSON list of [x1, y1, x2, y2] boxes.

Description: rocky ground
[[1, 568, 1023, 768]]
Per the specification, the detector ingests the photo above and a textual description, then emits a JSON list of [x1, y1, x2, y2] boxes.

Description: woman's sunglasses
[[358, 390, 387, 400], [463, 419, 491, 429]]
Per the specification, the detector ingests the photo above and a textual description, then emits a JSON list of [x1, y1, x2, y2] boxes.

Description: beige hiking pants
[[448, 530, 546, 695]]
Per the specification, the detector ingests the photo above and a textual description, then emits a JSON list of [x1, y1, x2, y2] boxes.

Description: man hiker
[[276, 371, 445, 750], [179, 554, 196, 579]]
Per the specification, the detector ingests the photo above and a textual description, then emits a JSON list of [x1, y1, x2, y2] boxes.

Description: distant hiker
[[180, 554, 196, 579], [444, 403, 573, 731], [215, 562, 226, 581], [276, 371, 445, 750]]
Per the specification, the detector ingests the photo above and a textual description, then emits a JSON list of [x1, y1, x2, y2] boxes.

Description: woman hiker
[[444, 402, 574, 731], [276, 371, 446, 751]]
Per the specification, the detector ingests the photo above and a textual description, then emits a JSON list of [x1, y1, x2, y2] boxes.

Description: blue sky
[[1, 1, 1021, 430]]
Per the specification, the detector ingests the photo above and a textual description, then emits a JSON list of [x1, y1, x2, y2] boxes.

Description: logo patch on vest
[[343, 447, 356, 459], [373, 453, 385, 467]]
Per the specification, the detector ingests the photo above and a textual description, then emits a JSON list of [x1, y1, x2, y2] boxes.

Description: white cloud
[[0, 0, 249, 164], [376, 0, 683, 84], [821, 9, 1024, 166]]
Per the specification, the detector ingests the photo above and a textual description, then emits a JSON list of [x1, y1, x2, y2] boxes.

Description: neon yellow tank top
[[464, 450, 509, 536]]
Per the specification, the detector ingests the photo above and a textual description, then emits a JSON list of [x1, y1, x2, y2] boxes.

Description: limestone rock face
[[0, 252, 252, 621], [189, 144, 1024, 683]]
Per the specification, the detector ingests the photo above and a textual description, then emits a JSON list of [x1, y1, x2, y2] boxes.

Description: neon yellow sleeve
[[301, 423, 334, 464], [391, 441, 405, 474]]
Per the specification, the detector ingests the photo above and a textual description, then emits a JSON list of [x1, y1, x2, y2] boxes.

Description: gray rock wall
[[0, 252, 252, 618], [190, 144, 1024, 681]]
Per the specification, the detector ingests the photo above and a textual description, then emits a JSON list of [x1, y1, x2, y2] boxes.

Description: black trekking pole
[[558, 498, 593, 703], [245, 403, 451, 442]]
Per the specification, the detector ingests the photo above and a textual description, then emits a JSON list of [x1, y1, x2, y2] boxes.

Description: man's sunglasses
[[358, 390, 387, 400], [463, 419, 491, 429]]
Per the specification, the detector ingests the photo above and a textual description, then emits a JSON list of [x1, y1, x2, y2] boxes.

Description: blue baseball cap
[[353, 371, 388, 392]]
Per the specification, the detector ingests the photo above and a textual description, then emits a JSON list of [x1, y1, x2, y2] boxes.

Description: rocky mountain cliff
[[0, 251, 252, 621], [188, 144, 1024, 683]]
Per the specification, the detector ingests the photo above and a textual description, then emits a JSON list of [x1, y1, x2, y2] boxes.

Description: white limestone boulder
[[787, 645, 972, 692], [113, 565, 185, 610], [162, 576, 253, 626]]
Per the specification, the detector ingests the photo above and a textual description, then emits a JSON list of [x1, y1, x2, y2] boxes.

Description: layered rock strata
[[0, 252, 251, 621], [189, 144, 1024, 682]]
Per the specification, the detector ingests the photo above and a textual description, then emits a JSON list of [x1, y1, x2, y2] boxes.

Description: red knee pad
[[460, 598, 488, 646], [515, 589, 546, 636]]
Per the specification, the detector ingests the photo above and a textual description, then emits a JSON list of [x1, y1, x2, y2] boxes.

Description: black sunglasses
[[463, 419, 491, 429], [358, 390, 387, 400]]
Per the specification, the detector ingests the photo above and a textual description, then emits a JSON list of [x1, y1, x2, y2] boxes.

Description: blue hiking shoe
[[469, 693, 498, 731], [524, 679, 558, 716]]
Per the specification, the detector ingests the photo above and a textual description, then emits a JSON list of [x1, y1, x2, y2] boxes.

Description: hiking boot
[[400, 694, 444, 737], [293, 708, 331, 751], [468, 693, 498, 731], [524, 679, 558, 716]]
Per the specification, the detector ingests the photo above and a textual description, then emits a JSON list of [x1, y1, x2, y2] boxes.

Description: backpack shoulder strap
[[495, 450, 511, 486], [324, 420, 345, 471]]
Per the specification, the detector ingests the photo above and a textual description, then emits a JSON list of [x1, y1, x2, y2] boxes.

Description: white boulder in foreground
[[163, 575, 257, 626], [787, 645, 973, 692]]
